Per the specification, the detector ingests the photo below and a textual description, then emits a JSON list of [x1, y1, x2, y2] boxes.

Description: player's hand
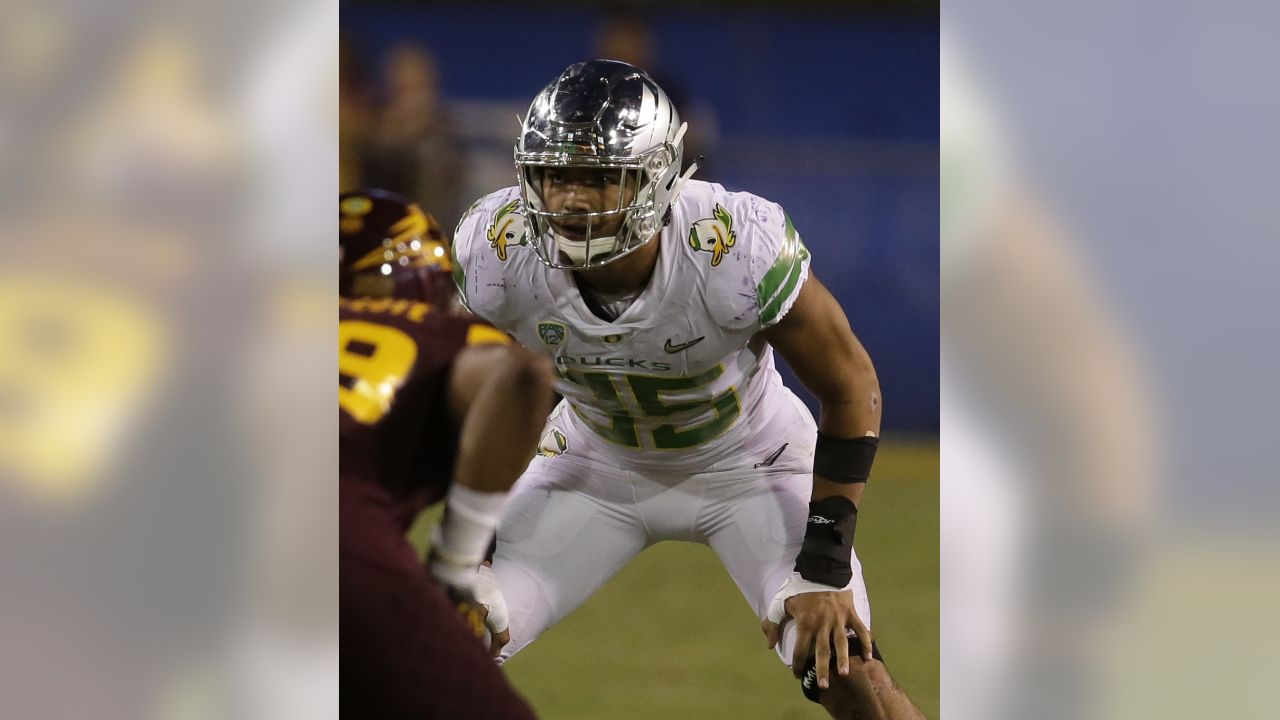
[[430, 557, 511, 657], [762, 573, 873, 690], [472, 563, 510, 657]]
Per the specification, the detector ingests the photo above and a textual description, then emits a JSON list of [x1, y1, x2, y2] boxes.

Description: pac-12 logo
[[688, 204, 737, 267], [537, 321, 566, 346], [487, 199, 529, 262]]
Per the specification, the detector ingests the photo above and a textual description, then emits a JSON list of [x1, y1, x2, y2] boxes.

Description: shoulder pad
[[451, 187, 532, 325], [677, 186, 810, 331]]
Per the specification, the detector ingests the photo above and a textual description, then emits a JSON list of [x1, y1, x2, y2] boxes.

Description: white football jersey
[[452, 179, 812, 471]]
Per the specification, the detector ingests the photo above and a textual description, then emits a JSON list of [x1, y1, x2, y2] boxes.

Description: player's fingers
[[791, 626, 813, 678], [835, 623, 851, 677], [852, 619, 874, 662], [815, 625, 833, 689], [490, 628, 511, 658], [762, 619, 780, 649]]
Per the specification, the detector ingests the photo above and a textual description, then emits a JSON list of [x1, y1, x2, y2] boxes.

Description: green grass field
[[410, 439, 938, 719]]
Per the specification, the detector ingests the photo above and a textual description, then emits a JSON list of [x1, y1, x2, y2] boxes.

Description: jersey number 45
[[567, 366, 741, 450]]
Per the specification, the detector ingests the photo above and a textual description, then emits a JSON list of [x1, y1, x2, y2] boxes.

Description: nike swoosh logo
[[754, 443, 789, 469], [663, 336, 705, 353]]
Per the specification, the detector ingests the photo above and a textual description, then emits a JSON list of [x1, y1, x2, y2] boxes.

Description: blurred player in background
[[0, 27, 249, 717], [940, 36, 1155, 720], [452, 60, 926, 719], [339, 190, 551, 719]]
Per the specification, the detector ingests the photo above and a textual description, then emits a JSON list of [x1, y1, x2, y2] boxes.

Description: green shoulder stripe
[[759, 243, 810, 326], [755, 213, 810, 325], [754, 227, 798, 309]]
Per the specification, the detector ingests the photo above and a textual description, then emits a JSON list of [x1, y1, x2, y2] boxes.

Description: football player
[[452, 61, 926, 718], [339, 190, 551, 719]]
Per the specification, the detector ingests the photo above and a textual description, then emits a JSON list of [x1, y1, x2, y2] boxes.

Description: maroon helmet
[[339, 189, 455, 305]]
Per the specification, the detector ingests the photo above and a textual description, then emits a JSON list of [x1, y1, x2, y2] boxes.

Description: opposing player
[[452, 61, 926, 718], [339, 190, 551, 719]]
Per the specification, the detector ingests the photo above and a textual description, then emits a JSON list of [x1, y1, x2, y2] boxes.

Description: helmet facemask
[[514, 60, 696, 270], [517, 147, 677, 268]]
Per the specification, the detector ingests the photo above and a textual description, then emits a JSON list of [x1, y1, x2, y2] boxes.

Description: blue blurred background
[[341, 3, 938, 431]]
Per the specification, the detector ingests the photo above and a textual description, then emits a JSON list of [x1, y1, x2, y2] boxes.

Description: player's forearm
[[763, 274, 882, 511], [790, 362, 881, 590], [815, 379, 882, 442], [453, 349, 554, 493], [433, 348, 552, 572], [811, 362, 881, 508]]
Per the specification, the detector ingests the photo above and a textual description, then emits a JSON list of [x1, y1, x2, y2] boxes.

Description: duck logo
[[537, 321, 566, 347], [688, 204, 737, 267], [538, 427, 569, 457], [487, 199, 529, 262]]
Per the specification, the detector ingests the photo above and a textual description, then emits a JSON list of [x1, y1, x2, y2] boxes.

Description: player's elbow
[[501, 346, 556, 414], [849, 349, 879, 392], [816, 348, 880, 408], [517, 350, 555, 400]]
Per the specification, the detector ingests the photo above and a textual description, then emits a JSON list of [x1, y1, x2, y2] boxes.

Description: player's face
[[540, 167, 638, 240]]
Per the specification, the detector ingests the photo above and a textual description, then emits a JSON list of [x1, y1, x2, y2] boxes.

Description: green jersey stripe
[[759, 244, 810, 326], [755, 225, 801, 310]]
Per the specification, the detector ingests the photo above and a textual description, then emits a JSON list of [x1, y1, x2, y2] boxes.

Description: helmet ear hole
[[645, 152, 668, 176], [638, 215, 657, 238]]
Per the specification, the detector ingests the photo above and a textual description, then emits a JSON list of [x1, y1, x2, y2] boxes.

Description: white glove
[[429, 559, 509, 637], [472, 564, 508, 635], [765, 571, 852, 625]]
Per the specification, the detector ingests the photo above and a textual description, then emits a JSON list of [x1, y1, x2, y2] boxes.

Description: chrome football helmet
[[515, 59, 698, 269]]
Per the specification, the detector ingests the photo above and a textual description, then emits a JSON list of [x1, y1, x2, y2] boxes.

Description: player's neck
[[573, 235, 660, 295]]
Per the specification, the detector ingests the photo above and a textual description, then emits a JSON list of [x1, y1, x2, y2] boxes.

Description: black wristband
[[794, 495, 858, 587], [813, 433, 878, 484]]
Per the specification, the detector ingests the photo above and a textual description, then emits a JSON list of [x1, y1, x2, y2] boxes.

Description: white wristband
[[766, 571, 853, 625], [431, 484, 507, 567]]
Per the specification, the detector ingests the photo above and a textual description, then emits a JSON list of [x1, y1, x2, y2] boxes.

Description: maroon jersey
[[339, 296, 535, 719], [341, 477, 538, 720], [339, 296, 507, 525]]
